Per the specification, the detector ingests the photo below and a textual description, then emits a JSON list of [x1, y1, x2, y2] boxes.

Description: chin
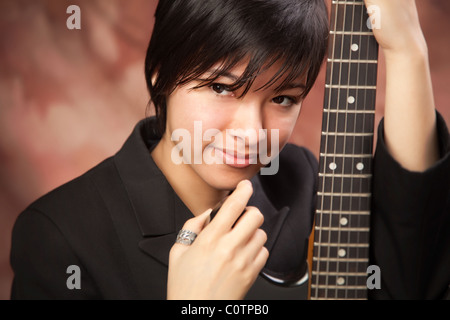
[[197, 164, 261, 191]]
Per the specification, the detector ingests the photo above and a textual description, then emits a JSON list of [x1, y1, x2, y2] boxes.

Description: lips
[[213, 148, 258, 168]]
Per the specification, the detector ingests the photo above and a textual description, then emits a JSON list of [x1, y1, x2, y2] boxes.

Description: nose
[[228, 99, 267, 148]]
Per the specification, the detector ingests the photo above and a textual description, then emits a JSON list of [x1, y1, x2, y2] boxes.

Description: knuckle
[[233, 257, 248, 272], [261, 246, 269, 258], [246, 207, 264, 225], [217, 241, 235, 261], [169, 245, 180, 260], [257, 228, 268, 244]]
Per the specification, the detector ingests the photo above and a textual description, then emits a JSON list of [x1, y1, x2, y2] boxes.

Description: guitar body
[[309, 0, 379, 300]]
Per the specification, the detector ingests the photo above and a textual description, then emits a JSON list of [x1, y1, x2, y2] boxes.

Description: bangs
[[179, 49, 313, 98], [145, 0, 329, 134]]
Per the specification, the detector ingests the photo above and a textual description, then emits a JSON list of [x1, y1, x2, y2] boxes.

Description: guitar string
[[342, 1, 359, 299], [323, 0, 339, 299], [360, 2, 376, 298], [349, 1, 363, 298], [333, 0, 349, 299], [328, 0, 348, 299], [353, 1, 375, 298], [354, 0, 365, 299], [319, 0, 375, 299], [314, 0, 340, 299]]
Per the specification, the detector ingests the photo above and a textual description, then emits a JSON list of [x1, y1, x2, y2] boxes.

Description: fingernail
[[240, 180, 252, 188]]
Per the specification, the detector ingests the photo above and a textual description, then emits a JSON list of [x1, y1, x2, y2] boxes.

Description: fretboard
[[310, 0, 379, 300]]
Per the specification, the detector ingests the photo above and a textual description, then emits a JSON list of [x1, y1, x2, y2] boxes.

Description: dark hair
[[145, 0, 329, 135]]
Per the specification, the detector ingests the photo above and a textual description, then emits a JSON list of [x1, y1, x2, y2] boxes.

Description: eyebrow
[[277, 82, 307, 91], [205, 70, 240, 82], [205, 69, 306, 92]]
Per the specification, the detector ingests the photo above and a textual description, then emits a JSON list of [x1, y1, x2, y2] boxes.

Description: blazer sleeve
[[369, 112, 450, 300], [10, 208, 100, 299]]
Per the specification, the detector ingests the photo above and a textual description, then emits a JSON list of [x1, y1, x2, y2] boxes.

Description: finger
[[228, 206, 264, 245], [252, 246, 269, 273], [172, 208, 212, 249], [209, 180, 253, 232], [240, 228, 268, 261]]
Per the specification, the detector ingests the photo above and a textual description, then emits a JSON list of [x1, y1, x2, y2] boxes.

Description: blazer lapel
[[138, 178, 290, 268], [138, 194, 195, 267], [114, 117, 290, 268], [114, 118, 184, 267], [248, 176, 290, 254]]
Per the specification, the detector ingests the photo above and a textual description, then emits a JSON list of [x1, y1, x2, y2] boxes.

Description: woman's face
[[162, 60, 305, 191]]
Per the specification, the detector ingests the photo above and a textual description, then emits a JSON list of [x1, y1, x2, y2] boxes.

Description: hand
[[167, 180, 269, 300], [364, 0, 427, 56]]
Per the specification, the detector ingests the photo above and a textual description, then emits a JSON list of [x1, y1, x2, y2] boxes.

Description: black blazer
[[10, 117, 318, 299], [10, 114, 450, 299]]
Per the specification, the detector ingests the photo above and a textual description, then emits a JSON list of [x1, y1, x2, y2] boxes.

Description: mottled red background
[[0, 0, 448, 299]]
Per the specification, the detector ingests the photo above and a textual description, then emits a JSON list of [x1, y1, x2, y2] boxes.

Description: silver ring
[[175, 229, 197, 246]]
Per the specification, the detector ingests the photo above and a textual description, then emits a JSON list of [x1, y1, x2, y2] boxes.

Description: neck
[[151, 134, 229, 216]]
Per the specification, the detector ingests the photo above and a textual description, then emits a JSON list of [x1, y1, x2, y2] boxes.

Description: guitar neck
[[310, 0, 379, 300]]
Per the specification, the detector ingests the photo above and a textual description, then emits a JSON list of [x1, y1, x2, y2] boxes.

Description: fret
[[313, 246, 370, 260], [322, 132, 373, 137], [313, 257, 369, 262], [313, 258, 369, 270], [315, 213, 370, 225], [328, 62, 378, 87], [330, 34, 379, 60], [315, 227, 370, 232], [323, 109, 375, 114], [315, 209, 371, 215], [319, 159, 372, 174], [317, 196, 371, 215], [331, 1, 365, 5], [313, 273, 369, 283], [319, 156, 372, 175], [314, 229, 370, 244], [319, 173, 371, 178], [325, 84, 376, 90], [321, 112, 375, 138], [314, 298, 366, 300], [313, 293, 367, 300], [327, 58, 378, 64], [320, 153, 372, 158], [324, 87, 377, 111], [313, 250, 369, 263], [318, 180, 371, 195], [317, 192, 371, 197], [314, 214, 370, 230], [311, 285, 367, 289], [330, 31, 373, 36], [330, 3, 370, 33], [313, 243, 369, 248], [312, 271, 367, 277], [320, 135, 374, 155]]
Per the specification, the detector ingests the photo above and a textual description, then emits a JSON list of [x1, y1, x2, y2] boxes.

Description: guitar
[[309, 0, 379, 300]]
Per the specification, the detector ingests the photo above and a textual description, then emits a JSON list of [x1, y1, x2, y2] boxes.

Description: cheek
[[166, 90, 210, 131], [265, 109, 300, 150], [165, 89, 232, 149]]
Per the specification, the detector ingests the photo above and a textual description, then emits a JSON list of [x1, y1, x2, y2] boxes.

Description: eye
[[210, 83, 234, 96], [272, 96, 298, 107]]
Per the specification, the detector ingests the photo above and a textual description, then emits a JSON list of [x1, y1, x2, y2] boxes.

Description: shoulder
[[12, 156, 122, 254], [25, 157, 117, 223], [279, 143, 318, 173]]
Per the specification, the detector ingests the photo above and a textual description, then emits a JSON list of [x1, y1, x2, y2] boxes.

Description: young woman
[[10, 0, 449, 300]]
